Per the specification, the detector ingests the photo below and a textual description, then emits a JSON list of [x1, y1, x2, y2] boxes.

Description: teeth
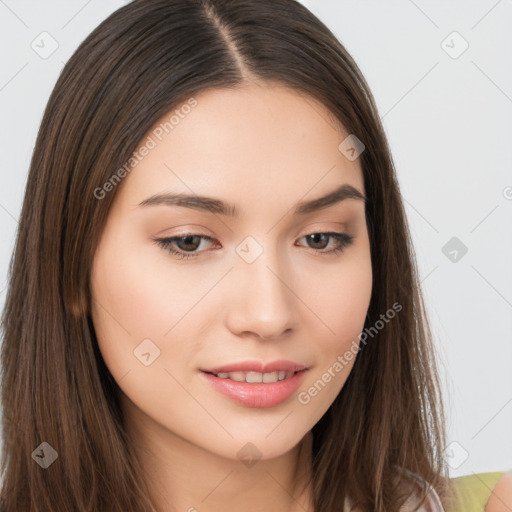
[[214, 370, 295, 383]]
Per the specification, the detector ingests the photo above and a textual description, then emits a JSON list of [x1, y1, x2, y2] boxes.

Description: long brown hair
[[0, 0, 454, 510]]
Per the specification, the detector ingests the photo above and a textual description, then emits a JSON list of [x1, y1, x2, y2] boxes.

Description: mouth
[[199, 368, 309, 408]]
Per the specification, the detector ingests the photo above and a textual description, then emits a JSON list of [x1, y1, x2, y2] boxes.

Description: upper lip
[[201, 360, 307, 374]]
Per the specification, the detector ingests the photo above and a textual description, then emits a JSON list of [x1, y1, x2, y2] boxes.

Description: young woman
[[1, 0, 510, 511]]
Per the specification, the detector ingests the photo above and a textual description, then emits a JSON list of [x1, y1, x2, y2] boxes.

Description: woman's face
[[90, 82, 372, 461]]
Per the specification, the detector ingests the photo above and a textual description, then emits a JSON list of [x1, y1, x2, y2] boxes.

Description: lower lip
[[200, 369, 308, 408]]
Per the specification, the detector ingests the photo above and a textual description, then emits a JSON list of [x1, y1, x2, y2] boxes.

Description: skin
[[90, 82, 373, 512], [486, 475, 512, 512]]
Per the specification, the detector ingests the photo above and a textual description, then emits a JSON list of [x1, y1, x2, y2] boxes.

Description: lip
[[200, 368, 308, 408], [200, 359, 307, 374]]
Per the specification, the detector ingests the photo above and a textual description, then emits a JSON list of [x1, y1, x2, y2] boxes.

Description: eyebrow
[[138, 183, 366, 217]]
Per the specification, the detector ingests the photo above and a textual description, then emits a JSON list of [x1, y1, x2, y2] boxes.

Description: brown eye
[[154, 234, 216, 260], [298, 232, 354, 255]]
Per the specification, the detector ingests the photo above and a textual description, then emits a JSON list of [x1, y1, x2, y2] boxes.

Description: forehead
[[116, 83, 365, 214]]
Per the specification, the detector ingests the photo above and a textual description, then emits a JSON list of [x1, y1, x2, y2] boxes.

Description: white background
[[0, 0, 511, 478]]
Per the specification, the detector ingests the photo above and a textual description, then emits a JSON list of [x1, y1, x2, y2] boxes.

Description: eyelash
[[153, 231, 355, 260]]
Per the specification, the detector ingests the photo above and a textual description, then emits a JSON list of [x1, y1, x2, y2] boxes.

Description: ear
[[485, 474, 512, 512]]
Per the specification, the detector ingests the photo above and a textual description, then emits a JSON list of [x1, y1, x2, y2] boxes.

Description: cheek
[[89, 236, 180, 380], [90, 231, 222, 390], [296, 252, 372, 410], [89, 238, 210, 424], [301, 246, 373, 346], [91, 237, 193, 342]]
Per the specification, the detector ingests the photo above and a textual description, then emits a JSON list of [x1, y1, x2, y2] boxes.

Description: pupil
[[179, 235, 199, 251], [309, 233, 328, 249]]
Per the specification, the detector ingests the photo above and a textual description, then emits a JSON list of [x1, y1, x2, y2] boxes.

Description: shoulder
[[485, 473, 512, 512]]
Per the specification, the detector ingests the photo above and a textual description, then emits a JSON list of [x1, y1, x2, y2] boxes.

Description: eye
[[297, 232, 355, 255], [154, 233, 217, 260], [153, 231, 355, 260]]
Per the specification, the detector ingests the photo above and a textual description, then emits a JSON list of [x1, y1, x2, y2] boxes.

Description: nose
[[224, 248, 299, 340]]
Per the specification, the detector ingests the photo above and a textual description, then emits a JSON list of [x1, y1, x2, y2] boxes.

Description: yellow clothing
[[447, 471, 511, 512]]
